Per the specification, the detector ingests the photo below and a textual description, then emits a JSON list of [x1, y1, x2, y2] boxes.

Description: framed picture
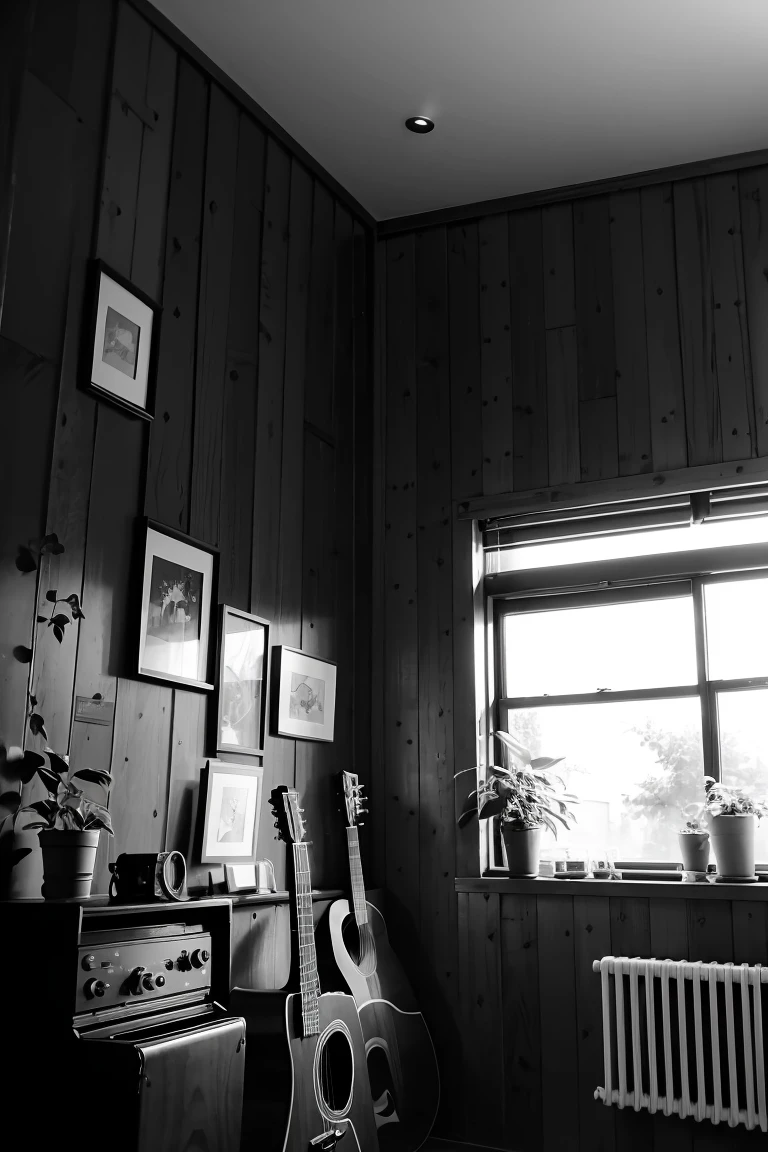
[[137, 519, 218, 690], [84, 260, 159, 420], [199, 761, 263, 864], [213, 606, 270, 756], [272, 646, 337, 742]]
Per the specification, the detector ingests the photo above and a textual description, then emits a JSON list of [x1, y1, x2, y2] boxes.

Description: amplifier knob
[[141, 973, 156, 991], [84, 978, 109, 999], [128, 966, 147, 994], [190, 948, 209, 968], [155, 974, 166, 988]]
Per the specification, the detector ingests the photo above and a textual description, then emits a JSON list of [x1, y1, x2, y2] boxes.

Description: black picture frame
[[82, 259, 161, 421], [271, 645, 337, 743], [136, 518, 219, 691], [212, 605, 270, 757]]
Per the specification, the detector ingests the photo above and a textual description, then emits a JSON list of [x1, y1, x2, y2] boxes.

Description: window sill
[[456, 875, 768, 900]]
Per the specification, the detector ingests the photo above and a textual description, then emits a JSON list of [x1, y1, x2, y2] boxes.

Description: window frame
[[485, 557, 768, 872]]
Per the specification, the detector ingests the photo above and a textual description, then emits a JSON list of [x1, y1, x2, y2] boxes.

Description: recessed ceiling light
[[405, 116, 434, 134]]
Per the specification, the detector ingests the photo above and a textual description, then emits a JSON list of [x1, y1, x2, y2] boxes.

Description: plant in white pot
[[677, 804, 710, 872], [457, 730, 577, 877], [703, 777, 768, 880], [2, 748, 112, 898]]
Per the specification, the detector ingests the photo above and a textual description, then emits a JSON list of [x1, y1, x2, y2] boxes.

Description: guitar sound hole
[[341, 914, 376, 977], [341, 914, 362, 964], [317, 1027, 354, 1116]]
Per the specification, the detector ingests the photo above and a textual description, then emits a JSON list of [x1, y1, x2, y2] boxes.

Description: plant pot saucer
[[712, 874, 759, 883]]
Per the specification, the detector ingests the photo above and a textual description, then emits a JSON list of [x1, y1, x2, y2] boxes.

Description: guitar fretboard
[[293, 842, 320, 1036], [346, 826, 368, 927]]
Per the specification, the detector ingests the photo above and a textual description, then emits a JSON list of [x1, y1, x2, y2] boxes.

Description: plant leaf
[[487, 764, 514, 780], [51, 613, 69, 627], [457, 791, 479, 828], [46, 589, 58, 603], [495, 729, 532, 765], [530, 756, 565, 771], [23, 799, 58, 821], [13, 645, 32, 664], [47, 752, 69, 778], [71, 768, 112, 788], [53, 625, 64, 644], [478, 794, 507, 819], [36, 766, 60, 794], [28, 714, 47, 740], [15, 546, 37, 573], [36, 615, 47, 624]]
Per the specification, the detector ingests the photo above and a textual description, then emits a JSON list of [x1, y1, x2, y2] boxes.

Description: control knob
[[84, 978, 109, 999], [190, 948, 210, 969], [141, 972, 156, 991], [128, 966, 147, 995]]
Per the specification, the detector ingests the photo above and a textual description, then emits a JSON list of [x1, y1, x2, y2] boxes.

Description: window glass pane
[[718, 688, 768, 864], [504, 697, 703, 862], [705, 577, 768, 680], [503, 596, 697, 697]]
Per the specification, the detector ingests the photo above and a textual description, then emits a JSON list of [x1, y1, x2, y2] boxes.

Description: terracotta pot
[[708, 814, 755, 879], [39, 829, 100, 899], [501, 824, 542, 878], [678, 831, 710, 872]]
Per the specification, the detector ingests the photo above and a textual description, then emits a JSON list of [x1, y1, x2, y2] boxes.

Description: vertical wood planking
[[145, 59, 208, 534], [538, 895, 579, 1152], [251, 137, 291, 621], [686, 900, 734, 963], [304, 183, 336, 437], [731, 901, 768, 965], [382, 234, 420, 985], [546, 326, 580, 484], [509, 208, 548, 489], [706, 173, 755, 460], [218, 114, 265, 609], [573, 896, 615, 1152], [739, 165, 768, 457], [479, 214, 514, 494], [501, 894, 542, 1151], [130, 29, 176, 301], [447, 221, 482, 500], [641, 183, 688, 471], [415, 224, 458, 1131], [579, 396, 618, 481], [674, 179, 720, 467], [610, 190, 652, 475], [189, 85, 239, 546], [96, 1, 151, 275], [458, 893, 504, 1145], [164, 689, 215, 894], [574, 196, 616, 401], [0, 0, 35, 327], [542, 201, 576, 330]]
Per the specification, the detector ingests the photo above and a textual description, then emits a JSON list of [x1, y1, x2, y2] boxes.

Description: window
[[485, 489, 768, 868]]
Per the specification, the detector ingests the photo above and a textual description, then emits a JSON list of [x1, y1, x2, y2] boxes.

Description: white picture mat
[[204, 771, 259, 859], [277, 650, 337, 740], [138, 527, 213, 685], [90, 271, 153, 409]]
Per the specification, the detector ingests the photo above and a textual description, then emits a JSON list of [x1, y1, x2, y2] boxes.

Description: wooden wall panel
[[447, 221, 482, 500], [458, 892, 504, 1145], [610, 190, 651, 476], [479, 214, 514, 494], [510, 209, 548, 490], [739, 166, 768, 458], [500, 893, 541, 1151], [1, 0, 374, 907], [538, 895, 579, 1152]]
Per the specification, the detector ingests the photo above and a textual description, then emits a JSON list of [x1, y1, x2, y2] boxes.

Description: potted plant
[[456, 729, 577, 877], [678, 803, 710, 872], [703, 777, 768, 880], [3, 747, 112, 898]]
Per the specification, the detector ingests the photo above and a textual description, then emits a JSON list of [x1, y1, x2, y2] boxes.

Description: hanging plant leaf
[[46, 589, 58, 603], [47, 752, 69, 778], [530, 756, 565, 771], [36, 766, 60, 795], [28, 695, 37, 707], [51, 614, 69, 628], [16, 750, 45, 783], [457, 791, 479, 828], [53, 626, 64, 644], [37, 615, 47, 624], [29, 714, 48, 740], [40, 534, 64, 556], [15, 546, 37, 574], [71, 768, 112, 788], [12, 646, 33, 664]]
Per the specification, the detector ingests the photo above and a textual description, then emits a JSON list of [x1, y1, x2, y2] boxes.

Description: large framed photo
[[138, 519, 218, 690], [213, 605, 270, 756], [272, 646, 336, 742], [84, 260, 159, 420], [199, 761, 263, 864]]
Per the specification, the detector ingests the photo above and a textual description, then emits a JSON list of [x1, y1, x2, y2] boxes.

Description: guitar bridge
[[309, 1128, 345, 1150]]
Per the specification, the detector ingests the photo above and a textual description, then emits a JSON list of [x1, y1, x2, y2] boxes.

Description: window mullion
[[692, 577, 719, 782]]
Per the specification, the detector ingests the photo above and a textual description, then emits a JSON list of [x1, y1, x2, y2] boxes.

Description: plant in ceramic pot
[[703, 777, 768, 880], [2, 748, 112, 898], [677, 803, 710, 872], [457, 730, 577, 877]]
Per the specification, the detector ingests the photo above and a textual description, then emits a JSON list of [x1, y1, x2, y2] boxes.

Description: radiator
[[593, 956, 767, 1132]]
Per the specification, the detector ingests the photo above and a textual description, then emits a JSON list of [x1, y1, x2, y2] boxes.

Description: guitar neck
[[346, 827, 368, 926], [290, 842, 320, 1036]]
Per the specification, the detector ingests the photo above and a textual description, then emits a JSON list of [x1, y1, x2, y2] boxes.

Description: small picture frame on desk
[[83, 260, 160, 420]]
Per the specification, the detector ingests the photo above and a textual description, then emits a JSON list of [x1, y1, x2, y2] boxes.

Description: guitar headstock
[[271, 785, 306, 845], [340, 770, 368, 828]]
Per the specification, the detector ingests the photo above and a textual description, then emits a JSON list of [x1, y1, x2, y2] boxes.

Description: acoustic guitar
[[231, 786, 379, 1152], [321, 771, 440, 1152]]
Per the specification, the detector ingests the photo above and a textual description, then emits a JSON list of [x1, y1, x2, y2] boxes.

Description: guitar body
[[231, 987, 380, 1152], [322, 898, 440, 1152]]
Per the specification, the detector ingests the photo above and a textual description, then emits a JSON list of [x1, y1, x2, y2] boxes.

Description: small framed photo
[[213, 606, 270, 756], [200, 761, 263, 864], [138, 519, 218, 690], [272, 646, 337, 742], [84, 260, 159, 420]]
